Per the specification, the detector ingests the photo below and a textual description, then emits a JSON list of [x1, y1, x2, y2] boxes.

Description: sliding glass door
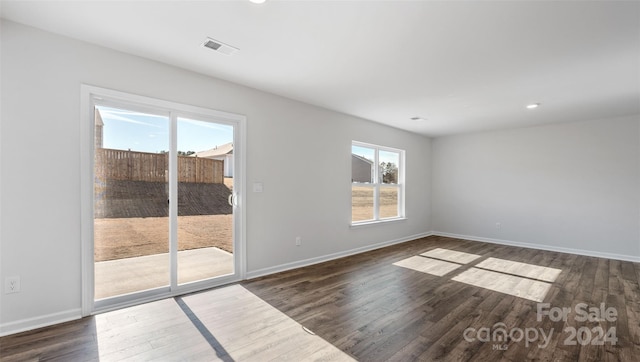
[[93, 106, 171, 299], [176, 117, 235, 285], [84, 86, 244, 313]]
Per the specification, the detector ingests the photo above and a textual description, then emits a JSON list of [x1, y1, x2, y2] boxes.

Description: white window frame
[[351, 141, 405, 226]]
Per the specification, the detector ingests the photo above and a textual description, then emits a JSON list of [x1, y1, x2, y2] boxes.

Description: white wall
[[432, 115, 640, 259], [0, 21, 431, 334]]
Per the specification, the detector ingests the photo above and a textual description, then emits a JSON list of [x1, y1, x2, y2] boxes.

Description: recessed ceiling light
[[526, 103, 541, 109], [411, 116, 428, 121], [202, 38, 239, 56], [249, 0, 266, 3]]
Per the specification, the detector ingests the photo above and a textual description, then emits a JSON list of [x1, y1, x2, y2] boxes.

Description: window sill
[[350, 217, 408, 228]]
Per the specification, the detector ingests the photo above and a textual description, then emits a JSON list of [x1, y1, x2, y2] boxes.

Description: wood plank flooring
[[2, 235, 640, 361]]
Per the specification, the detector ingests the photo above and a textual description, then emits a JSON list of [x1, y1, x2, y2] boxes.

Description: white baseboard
[[431, 231, 640, 263], [0, 308, 82, 337], [246, 231, 433, 279]]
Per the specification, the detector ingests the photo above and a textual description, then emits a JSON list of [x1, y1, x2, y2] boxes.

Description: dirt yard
[[352, 186, 399, 221], [94, 215, 232, 262], [94, 180, 396, 262], [94, 177, 235, 262]]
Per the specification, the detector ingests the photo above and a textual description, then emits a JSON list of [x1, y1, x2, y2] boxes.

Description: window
[[351, 141, 404, 224]]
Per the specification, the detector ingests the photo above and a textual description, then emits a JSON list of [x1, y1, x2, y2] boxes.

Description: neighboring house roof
[[352, 153, 373, 183], [194, 142, 233, 158], [352, 154, 373, 165]]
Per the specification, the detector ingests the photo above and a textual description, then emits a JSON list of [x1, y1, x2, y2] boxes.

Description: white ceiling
[[2, 1, 639, 137]]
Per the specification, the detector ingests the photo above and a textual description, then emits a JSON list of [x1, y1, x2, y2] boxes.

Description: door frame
[[80, 84, 246, 316]]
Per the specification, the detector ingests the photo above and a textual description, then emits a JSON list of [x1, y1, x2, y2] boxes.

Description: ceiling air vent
[[202, 38, 239, 56]]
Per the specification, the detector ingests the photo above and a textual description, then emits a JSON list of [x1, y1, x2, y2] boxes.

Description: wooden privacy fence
[[96, 148, 223, 184], [177, 155, 223, 184]]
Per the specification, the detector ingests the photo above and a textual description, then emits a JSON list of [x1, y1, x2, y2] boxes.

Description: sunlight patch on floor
[[394, 248, 561, 303], [393, 255, 462, 276], [475, 257, 561, 282], [452, 267, 552, 302], [420, 248, 482, 264], [94, 285, 354, 361]]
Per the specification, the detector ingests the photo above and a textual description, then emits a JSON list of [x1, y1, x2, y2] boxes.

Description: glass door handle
[[228, 194, 237, 207]]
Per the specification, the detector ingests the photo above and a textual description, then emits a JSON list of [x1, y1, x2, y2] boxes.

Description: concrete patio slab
[[95, 247, 233, 300]]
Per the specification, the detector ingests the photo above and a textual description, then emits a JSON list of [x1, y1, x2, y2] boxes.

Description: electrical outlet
[[496, 222, 502, 229], [295, 236, 301, 246], [5, 276, 20, 294]]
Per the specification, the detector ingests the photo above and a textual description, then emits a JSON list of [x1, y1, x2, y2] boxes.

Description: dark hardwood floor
[[2, 235, 640, 361]]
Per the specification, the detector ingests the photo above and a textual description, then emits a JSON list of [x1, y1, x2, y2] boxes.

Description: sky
[[97, 106, 233, 153]]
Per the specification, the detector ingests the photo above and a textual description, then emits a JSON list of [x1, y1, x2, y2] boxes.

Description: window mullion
[[397, 185, 402, 218], [373, 148, 379, 221], [169, 112, 178, 289]]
